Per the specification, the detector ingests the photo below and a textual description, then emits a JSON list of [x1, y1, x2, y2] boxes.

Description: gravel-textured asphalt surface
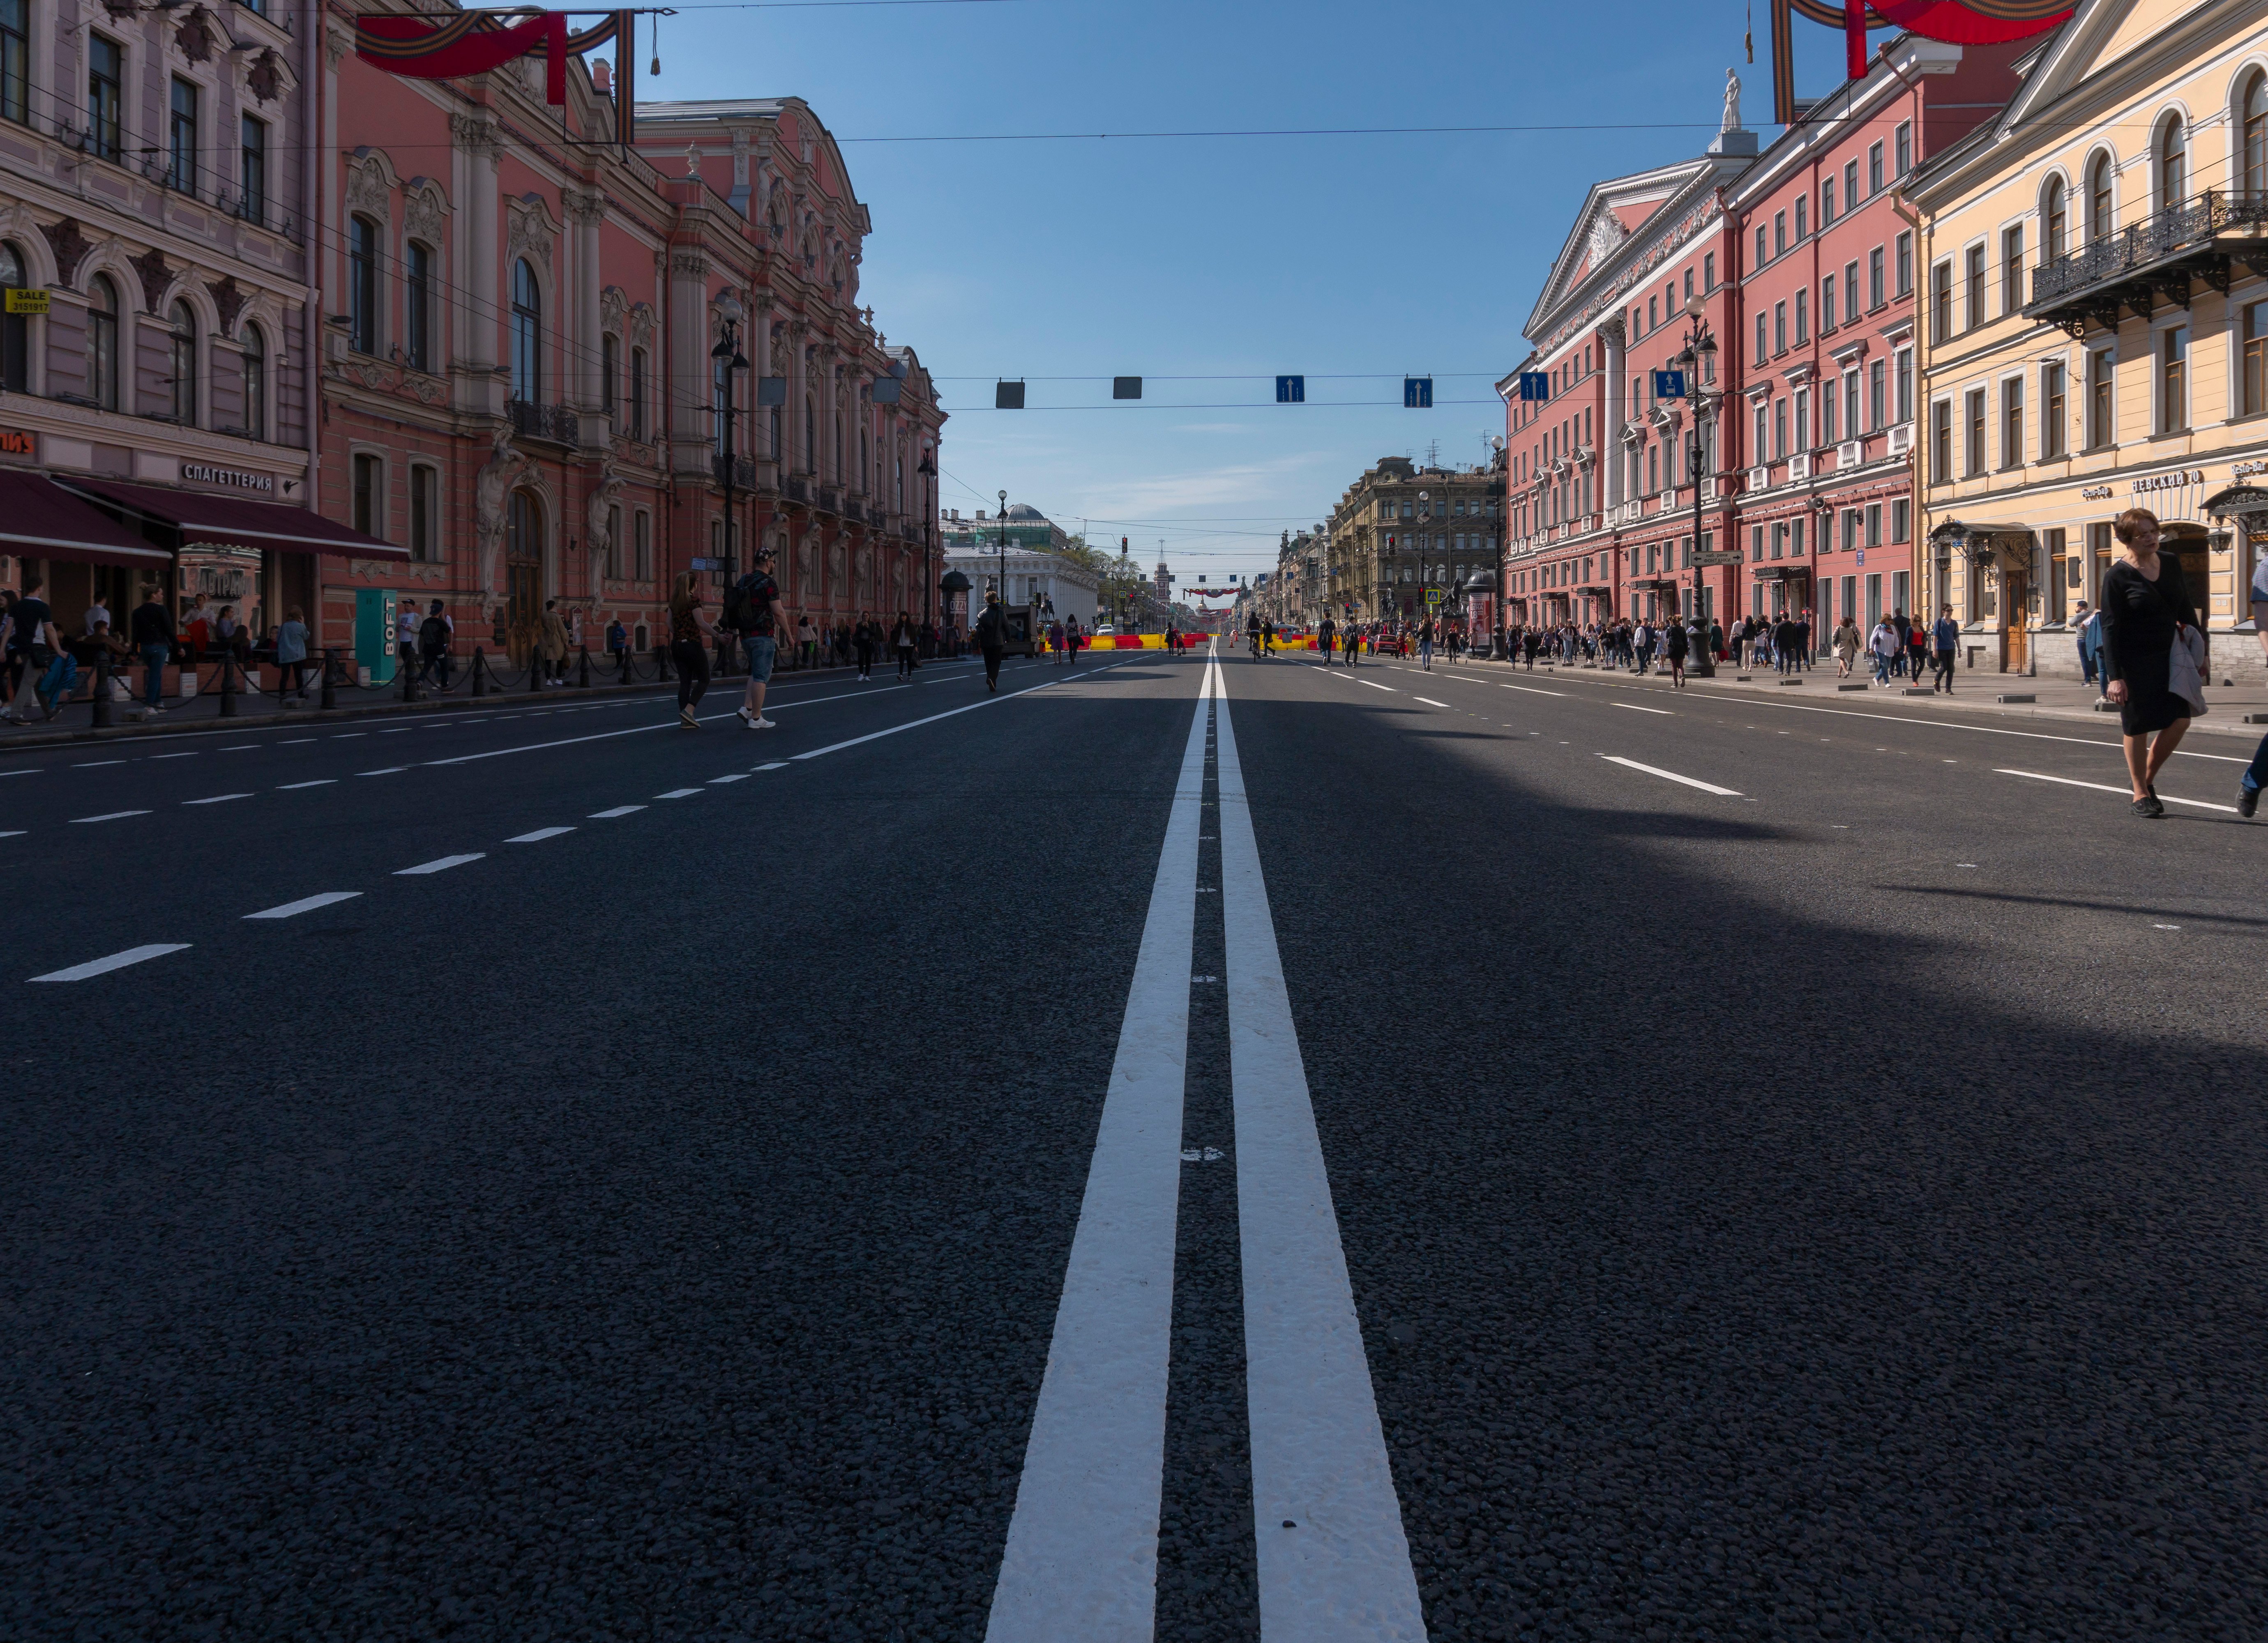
[[6, 646, 2263, 1639]]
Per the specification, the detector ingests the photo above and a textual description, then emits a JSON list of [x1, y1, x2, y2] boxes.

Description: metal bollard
[[219, 650, 238, 717], [91, 647, 113, 729], [578, 646, 591, 688], [529, 652, 544, 692], [320, 648, 337, 711], [402, 649, 420, 703], [471, 647, 486, 697], [655, 644, 671, 683]]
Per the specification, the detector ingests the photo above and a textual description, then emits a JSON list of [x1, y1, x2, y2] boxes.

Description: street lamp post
[[996, 488, 1008, 610], [1677, 294, 1721, 678], [710, 295, 751, 583]]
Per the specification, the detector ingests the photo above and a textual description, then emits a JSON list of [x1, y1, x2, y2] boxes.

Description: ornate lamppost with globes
[[1675, 294, 1722, 677], [710, 295, 751, 581]]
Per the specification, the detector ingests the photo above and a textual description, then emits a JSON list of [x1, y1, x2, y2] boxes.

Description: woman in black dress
[[2099, 507, 2205, 817]]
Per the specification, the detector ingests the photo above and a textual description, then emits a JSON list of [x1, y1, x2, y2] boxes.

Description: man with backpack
[[975, 591, 1009, 690], [417, 599, 453, 690], [724, 547, 785, 729]]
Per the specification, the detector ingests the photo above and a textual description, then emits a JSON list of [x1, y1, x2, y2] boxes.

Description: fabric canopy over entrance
[[0, 472, 175, 568], [57, 479, 410, 559]]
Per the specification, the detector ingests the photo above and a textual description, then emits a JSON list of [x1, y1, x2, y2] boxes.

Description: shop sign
[[0, 429, 33, 458], [2080, 485, 2114, 500], [2233, 459, 2268, 480], [3, 288, 50, 314], [179, 462, 275, 492], [2129, 469, 2205, 496]]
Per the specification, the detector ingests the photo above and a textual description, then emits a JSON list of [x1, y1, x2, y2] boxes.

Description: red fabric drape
[[356, 12, 569, 104]]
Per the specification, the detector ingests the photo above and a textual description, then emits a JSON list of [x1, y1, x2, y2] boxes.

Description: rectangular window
[[1896, 231, 1913, 296], [2160, 326, 2188, 432], [1932, 398, 1953, 480], [240, 116, 267, 225], [1821, 275, 1837, 333], [1703, 251, 1715, 291], [605, 504, 622, 580], [630, 348, 648, 441], [1794, 387, 1810, 451], [1843, 159, 1859, 212], [1775, 211, 1788, 255], [88, 35, 122, 162], [1683, 268, 1693, 301], [1822, 377, 1839, 444], [1754, 402, 1768, 460], [2088, 520, 2112, 598], [1868, 358, 1885, 430], [1868, 141, 1884, 195], [1841, 574, 1857, 627], [2042, 361, 2067, 458], [2045, 527, 2067, 623], [634, 510, 652, 581], [1867, 503, 1883, 547], [405, 241, 432, 373], [2243, 299, 2268, 418], [1756, 311, 1768, 362], [2088, 348, 2114, 446], [168, 78, 198, 194], [1842, 509, 1859, 552], [1895, 121, 1912, 177], [1895, 347, 1913, 424], [1869, 247, 1886, 310], [1771, 523, 1786, 561], [1964, 244, 1985, 329], [0, 0, 23, 127], [352, 453, 380, 538], [1773, 396, 1787, 459], [1774, 301, 1787, 354], [1752, 525, 1765, 562], [1794, 288, 1808, 345], [409, 465, 434, 562], [1965, 388, 1986, 476], [1867, 572, 1882, 627], [348, 216, 377, 355], [1893, 569, 1909, 617], [1845, 260, 1859, 322], [1931, 260, 1953, 342], [1845, 370, 1861, 441], [1756, 226, 1768, 268], [2001, 224, 2024, 317], [1892, 499, 1910, 543], [2002, 375, 2024, 467], [602, 333, 619, 414], [1822, 175, 1837, 223], [1795, 196, 1807, 241]]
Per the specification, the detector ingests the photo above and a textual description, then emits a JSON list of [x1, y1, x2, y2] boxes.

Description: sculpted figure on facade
[[474, 426, 535, 594], [1722, 69, 1742, 133], [585, 458, 627, 584], [797, 529, 818, 601]]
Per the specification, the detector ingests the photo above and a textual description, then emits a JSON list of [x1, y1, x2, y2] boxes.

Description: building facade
[[1908, 0, 2268, 678], [1324, 455, 1505, 624], [940, 539, 1098, 629]]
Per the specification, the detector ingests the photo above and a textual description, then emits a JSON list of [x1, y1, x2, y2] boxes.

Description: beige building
[[1906, 0, 2268, 678], [1323, 455, 1505, 625]]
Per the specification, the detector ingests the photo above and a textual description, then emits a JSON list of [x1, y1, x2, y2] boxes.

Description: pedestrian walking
[[797, 614, 818, 671], [539, 599, 570, 686], [607, 618, 629, 677], [1065, 616, 1082, 666], [1664, 609, 1689, 689], [396, 599, 420, 686], [2100, 507, 2204, 818], [417, 599, 454, 689], [1316, 614, 1336, 665], [1930, 605, 1959, 693], [977, 591, 1009, 690], [854, 615, 878, 680], [668, 572, 718, 729], [1345, 623, 1362, 667], [274, 605, 311, 702], [894, 611, 917, 679], [130, 584, 173, 715], [0, 575, 67, 723], [1832, 615, 1859, 678], [1417, 617, 1435, 671], [723, 550, 784, 728], [2074, 601, 2103, 694], [2240, 553, 2268, 817], [1869, 617, 1898, 685]]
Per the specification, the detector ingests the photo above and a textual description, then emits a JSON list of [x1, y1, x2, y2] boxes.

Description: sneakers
[[735, 706, 753, 727], [2133, 792, 2165, 818], [750, 716, 775, 729], [679, 706, 698, 729], [2241, 783, 2260, 819]]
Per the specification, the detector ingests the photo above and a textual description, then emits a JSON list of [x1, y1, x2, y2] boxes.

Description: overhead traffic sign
[[1275, 375, 1305, 403], [1517, 372, 1549, 401], [1403, 376, 1433, 408], [995, 380, 1026, 409], [1692, 549, 1743, 565], [1653, 369, 1687, 400]]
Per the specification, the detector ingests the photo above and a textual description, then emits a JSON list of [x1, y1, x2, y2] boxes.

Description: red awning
[[56, 478, 410, 560], [0, 472, 175, 568]]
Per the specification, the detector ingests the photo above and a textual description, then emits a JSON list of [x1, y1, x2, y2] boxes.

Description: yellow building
[[1905, 0, 2268, 678]]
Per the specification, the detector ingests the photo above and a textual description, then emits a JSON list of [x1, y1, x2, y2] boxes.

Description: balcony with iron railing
[[2025, 190, 2268, 337], [711, 454, 758, 490], [782, 472, 810, 504], [508, 399, 580, 445]]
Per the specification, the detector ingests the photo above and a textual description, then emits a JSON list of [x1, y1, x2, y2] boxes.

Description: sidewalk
[[0, 653, 960, 754], [1455, 651, 2268, 743]]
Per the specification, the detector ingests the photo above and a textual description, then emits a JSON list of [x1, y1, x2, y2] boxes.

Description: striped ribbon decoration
[[355, 10, 625, 109], [1772, 0, 2073, 123]]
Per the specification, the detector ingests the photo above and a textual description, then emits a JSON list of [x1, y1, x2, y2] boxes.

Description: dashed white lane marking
[[149, 751, 198, 759], [1498, 681, 1566, 697], [219, 745, 258, 751], [0, 769, 37, 777], [31, 943, 191, 982], [507, 826, 576, 843], [590, 804, 645, 818], [69, 810, 151, 824], [655, 787, 703, 798], [245, 891, 363, 920], [1213, 658, 1426, 1639], [278, 779, 336, 789], [1413, 697, 1450, 708], [331, 733, 366, 739], [708, 773, 750, 783], [1995, 768, 2237, 812], [756, 761, 789, 771], [1612, 702, 1673, 716], [358, 767, 409, 776], [986, 665, 1207, 1643], [73, 760, 124, 768], [183, 794, 253, 805], [395, 853, 484, 875], [1599, 755, 1744, 797], [1355, 679, 1396, 693], [380, 727, 415, 733], [279, 738, 316, 745], [795, 662, 1132, 766]]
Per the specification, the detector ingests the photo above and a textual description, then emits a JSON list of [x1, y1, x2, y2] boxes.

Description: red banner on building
[[355, 10, 627, 115]]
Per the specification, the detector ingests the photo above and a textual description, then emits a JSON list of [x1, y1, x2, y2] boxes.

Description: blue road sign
[[1275, 375, 1305, 403], [1653, 369, 1687, 400], [1404, 376, 1433, 408], [1517, 372, 1549, 401]]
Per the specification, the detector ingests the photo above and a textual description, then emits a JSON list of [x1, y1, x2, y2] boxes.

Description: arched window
[[803, 395, 815, 473], [2156, 115, 2186, 211], [629, 346, 648, 441], [241, 324, 266, 440], [510, 258, 540, 402], [348, 215, 377, 354], [0, 241, 27, 392], [2042, 175, 2067, 260], [2088, 153, 2114, 241], [404, 240, 433, 373], [2242, 71, 2267, 196], [602, 331, 618, 416], [86, 274, 119, 410], [168, 300, 196, 426]]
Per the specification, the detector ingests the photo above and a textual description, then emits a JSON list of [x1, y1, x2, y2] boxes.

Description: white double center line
[[986, 656, 1207, 1642], [1215, 658, 1425, 1641]]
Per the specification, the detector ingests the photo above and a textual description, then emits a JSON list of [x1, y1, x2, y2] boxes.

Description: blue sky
[[641, 0, 1865, 591]]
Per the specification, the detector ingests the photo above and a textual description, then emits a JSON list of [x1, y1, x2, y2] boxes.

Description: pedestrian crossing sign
[[1424, 589, 1445, 606]]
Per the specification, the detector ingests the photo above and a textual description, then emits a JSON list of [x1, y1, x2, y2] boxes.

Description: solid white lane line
[[149, 752, 198, 759], [1995, 767, 2238, 812], [30, 943, 191, 982], [358, 767, 409, 776], [797, 662, 1131, 766], [708, 773, 750, 783], [0, 830, 23, 838], [986, 665, 1208, 1643], [279, 738, 316, 744], [380, 726, 415, 733], [183, 793, 253, 805], [395, 853, 484, 875], [655, 787, 703, 798], [245, 891, 363, 920], [1612, 702, 1673, 716], [1412, 697, 1450, 708], [1212, 660, 1426, 1640], [73, 760, 124, 768], [507, 826, 576, 842], [0, 769, 37, 777], [590, 804, 645, 818], [69, 810, 150, 824], [1599, 755, 1743, 797], [219, 745, 258, 751], [278, 779, 336, 789], [1355, 679, 1396, 693], [331, 733, 366, 739]]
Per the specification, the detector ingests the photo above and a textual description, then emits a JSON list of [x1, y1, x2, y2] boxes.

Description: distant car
[[1372, 633, 1408, 656], [1093, 624, 1116, 635]]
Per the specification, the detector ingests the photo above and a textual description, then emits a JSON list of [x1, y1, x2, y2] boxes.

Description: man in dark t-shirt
[[734, 547, 784, 729]]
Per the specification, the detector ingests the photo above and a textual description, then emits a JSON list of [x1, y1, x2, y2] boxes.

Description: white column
[[1600, 316, 1625, 509]]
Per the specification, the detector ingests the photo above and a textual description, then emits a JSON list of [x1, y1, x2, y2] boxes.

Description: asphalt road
[[6, 644, 2263, 1641]]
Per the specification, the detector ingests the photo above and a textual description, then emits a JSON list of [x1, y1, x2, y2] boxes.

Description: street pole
[[711, 295, 751, 587], [1679, 295, 1719, 679], [998, 488, 1007, 612]]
